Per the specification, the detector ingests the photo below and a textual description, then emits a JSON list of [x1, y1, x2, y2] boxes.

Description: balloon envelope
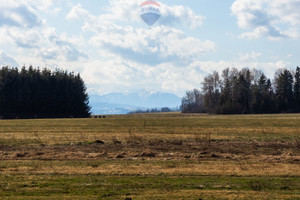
[[140, 1, 161, 27]]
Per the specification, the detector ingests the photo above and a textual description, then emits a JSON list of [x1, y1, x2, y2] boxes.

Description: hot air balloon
[[140, 1, 161, 27]]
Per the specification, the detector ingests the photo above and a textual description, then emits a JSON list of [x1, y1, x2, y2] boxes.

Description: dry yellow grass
[[0, 113, 299, 199], [1, 160, 299, 177]]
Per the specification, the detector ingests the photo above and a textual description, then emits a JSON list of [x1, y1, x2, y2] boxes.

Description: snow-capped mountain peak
[[89, 91, 181, 114]]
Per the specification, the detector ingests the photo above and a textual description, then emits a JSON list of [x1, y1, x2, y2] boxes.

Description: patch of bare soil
[[0, 139, 299, 163]]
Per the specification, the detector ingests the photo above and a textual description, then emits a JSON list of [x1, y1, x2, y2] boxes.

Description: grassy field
[[0, 113, 299, 199]]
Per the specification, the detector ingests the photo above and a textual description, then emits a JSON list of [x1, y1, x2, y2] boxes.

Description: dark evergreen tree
[[263, 78, 276, 113], [218, 68, 233, 114], [294, 67, 300, 111], [0, 66, 90, 119], [251, 74, 275, 113], [275, 69, 294, 112], [237, 70, 251, 114]]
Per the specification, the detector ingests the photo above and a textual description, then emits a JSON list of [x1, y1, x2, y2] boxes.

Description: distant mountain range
[[89, 91, 182, 114]]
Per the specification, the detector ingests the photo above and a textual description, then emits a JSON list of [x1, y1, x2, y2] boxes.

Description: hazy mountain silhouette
[[89, 91, 181, 114]]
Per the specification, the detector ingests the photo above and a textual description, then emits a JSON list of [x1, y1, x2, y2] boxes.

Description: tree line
[[0, 66, 90, 119], [182, 67, 300, 114], [128, 107, 180, 114]]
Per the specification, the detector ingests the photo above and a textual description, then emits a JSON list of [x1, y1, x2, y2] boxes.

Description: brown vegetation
[[0, 114, 299, 199]]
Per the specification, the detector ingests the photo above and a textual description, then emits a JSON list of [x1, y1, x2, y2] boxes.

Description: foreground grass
[[1, 174, 299, 199], [0, 113, 300, 199]]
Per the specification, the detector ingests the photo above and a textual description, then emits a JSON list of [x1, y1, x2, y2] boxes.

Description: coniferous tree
[[294, 67, 300, 111], [237, 70, 251, 114], [262, 78, 275, 113], [275, 69, 294, 112], [251, 74, 275, 113], [218, 68, 232, 114], [0, 66, 90, 119]]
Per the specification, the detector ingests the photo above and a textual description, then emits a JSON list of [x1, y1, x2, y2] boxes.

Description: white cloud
[[88, 25, 215, 64], [0, 20, 87, 62], [40, 28, 88, 61], [26, 0, 62, 11], [0, 3, 41, 28], [66, 2, 214, 65], [0, 28, 12, 45], [0, 0, 88, 64], [7, 27, 40, 48], [231, 0, 300, 39], [1, 0, 295, 98], [66, 4, 91, 20], [67, 0, 205, 29], [239, 51, 262, 61], [0, 0, 87, 61], [81, 58, 291, 96], [159, 4, 205, 29], [67, 1, 291, 96], [81, 58, 208, 96]]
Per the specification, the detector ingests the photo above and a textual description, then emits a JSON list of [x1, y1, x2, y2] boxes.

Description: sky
[[0, 0, 300, 97]]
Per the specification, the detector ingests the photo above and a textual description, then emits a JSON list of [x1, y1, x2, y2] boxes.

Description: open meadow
[[0, 113, 299, 199]]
